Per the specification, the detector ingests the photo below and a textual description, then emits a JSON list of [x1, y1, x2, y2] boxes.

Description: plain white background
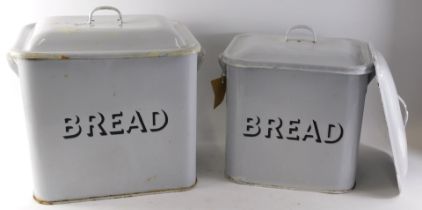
[[0, 0, 421, 209]]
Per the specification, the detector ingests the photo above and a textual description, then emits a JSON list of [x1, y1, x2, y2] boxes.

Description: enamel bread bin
[[219, 25, 408, 193], [8, 6, 202, 204]]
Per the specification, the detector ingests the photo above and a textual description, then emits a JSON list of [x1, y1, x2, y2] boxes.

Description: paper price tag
[[211, 75, 226, 109]]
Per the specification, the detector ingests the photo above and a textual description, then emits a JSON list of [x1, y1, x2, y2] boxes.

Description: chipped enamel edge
[[9, 45, 201, 60], [33, 178, 197, 205]]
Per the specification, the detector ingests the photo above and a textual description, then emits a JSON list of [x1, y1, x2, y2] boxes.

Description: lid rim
[[220, 55, 374, 75], [9, 44, 201, 60]]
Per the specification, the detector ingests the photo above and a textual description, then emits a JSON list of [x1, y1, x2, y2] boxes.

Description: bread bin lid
[[220, 25, 373, 75], [373, 50, 409, 193], [9, 6, 201, 60]]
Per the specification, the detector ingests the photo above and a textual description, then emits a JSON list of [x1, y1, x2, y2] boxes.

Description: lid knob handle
[[285, 25, 317, 43], [88, 6, 123, 26]]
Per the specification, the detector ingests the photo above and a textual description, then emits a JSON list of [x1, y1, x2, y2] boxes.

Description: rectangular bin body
[[226, 66, 370, 192], [9, 11, 201, 203], [221, 33, 374, 192]]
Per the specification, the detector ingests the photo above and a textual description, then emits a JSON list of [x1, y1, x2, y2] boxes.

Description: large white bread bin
[[7, 6, 202, 204]]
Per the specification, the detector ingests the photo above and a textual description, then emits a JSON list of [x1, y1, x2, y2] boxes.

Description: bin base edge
[[33, 178, 198, 205], [225, 173, 355, 194]]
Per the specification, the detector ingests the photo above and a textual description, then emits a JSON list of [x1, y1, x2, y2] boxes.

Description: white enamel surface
[[373, 50, 408, 193], [220, 34, 373, 75], [17, 55, 197, 201]]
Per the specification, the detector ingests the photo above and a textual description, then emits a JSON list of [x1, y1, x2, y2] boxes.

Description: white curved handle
[[398, 95, 409, 127], [7, 53, 18, 76], [285, 25, 317, 43], [88, 6, 123, 26], [197, 49, 205, 70], [218, 54, 227, 76]]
